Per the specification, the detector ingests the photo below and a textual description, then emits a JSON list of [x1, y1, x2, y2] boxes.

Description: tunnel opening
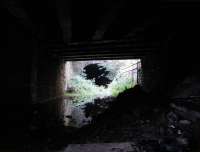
[[4, 0, 200, 151], [64, 59, 141, 127]]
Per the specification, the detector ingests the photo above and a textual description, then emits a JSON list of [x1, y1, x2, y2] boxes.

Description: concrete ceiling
[[3, 0, 200, 60], [3, 0, 159, 43]]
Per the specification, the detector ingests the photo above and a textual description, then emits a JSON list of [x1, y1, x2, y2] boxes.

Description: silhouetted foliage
[[83, 63, 112, 87]]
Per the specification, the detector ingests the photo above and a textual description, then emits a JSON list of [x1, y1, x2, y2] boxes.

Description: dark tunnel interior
[[2, 0, 200, 151]]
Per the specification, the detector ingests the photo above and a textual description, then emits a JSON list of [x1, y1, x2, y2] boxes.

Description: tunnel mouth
[[64, 59, 141, 127]]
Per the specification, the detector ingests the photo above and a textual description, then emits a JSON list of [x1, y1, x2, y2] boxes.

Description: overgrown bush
[[108, 72, 135, 97], [66, 62, 136, 105], [67, 75, 110, 105], [82, 63, 118, 87]]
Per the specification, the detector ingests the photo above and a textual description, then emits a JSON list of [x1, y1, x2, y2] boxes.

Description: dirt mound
[[71, 85, 197, 152]]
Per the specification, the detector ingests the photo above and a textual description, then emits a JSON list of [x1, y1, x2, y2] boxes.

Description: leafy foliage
[[108, 73, 135, 97], [67, 75, 110, 105], [83, 63, 112, 87], [66, 61, 136, 105], [66, 74, 135, 105]]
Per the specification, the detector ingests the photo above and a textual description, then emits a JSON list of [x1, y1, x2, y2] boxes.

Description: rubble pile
[[71, 85, 200, 152]]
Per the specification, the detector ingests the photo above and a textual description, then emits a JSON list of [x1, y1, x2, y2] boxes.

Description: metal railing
[[114, 60, 142, 85]]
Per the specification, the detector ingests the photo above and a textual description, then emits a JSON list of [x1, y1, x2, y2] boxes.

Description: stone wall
[[141, 53, 167, 95], [1, 10, 36, 142], [2, 9, 66, 142], [35, 51, 66, 125]]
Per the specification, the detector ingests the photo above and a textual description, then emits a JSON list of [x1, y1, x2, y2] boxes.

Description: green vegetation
[[66, 75, 109, 105], [109, 73, 135, 97], [66, 73, 135, 105], [65, 61, 138, 105]]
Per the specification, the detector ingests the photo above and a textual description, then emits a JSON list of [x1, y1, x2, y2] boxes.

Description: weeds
[[66, 73, 135, 105]]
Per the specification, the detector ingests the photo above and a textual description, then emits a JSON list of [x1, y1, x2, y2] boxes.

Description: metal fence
[[114, 60, 142, 86]]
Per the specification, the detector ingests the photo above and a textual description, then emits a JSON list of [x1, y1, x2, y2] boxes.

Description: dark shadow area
[[70, 85, 199, 152], [2, 0, 200, 151]]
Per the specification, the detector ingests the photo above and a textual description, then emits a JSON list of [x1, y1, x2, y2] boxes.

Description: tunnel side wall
[[36, 50, 66, 127], [1, 10, 66, 143]]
